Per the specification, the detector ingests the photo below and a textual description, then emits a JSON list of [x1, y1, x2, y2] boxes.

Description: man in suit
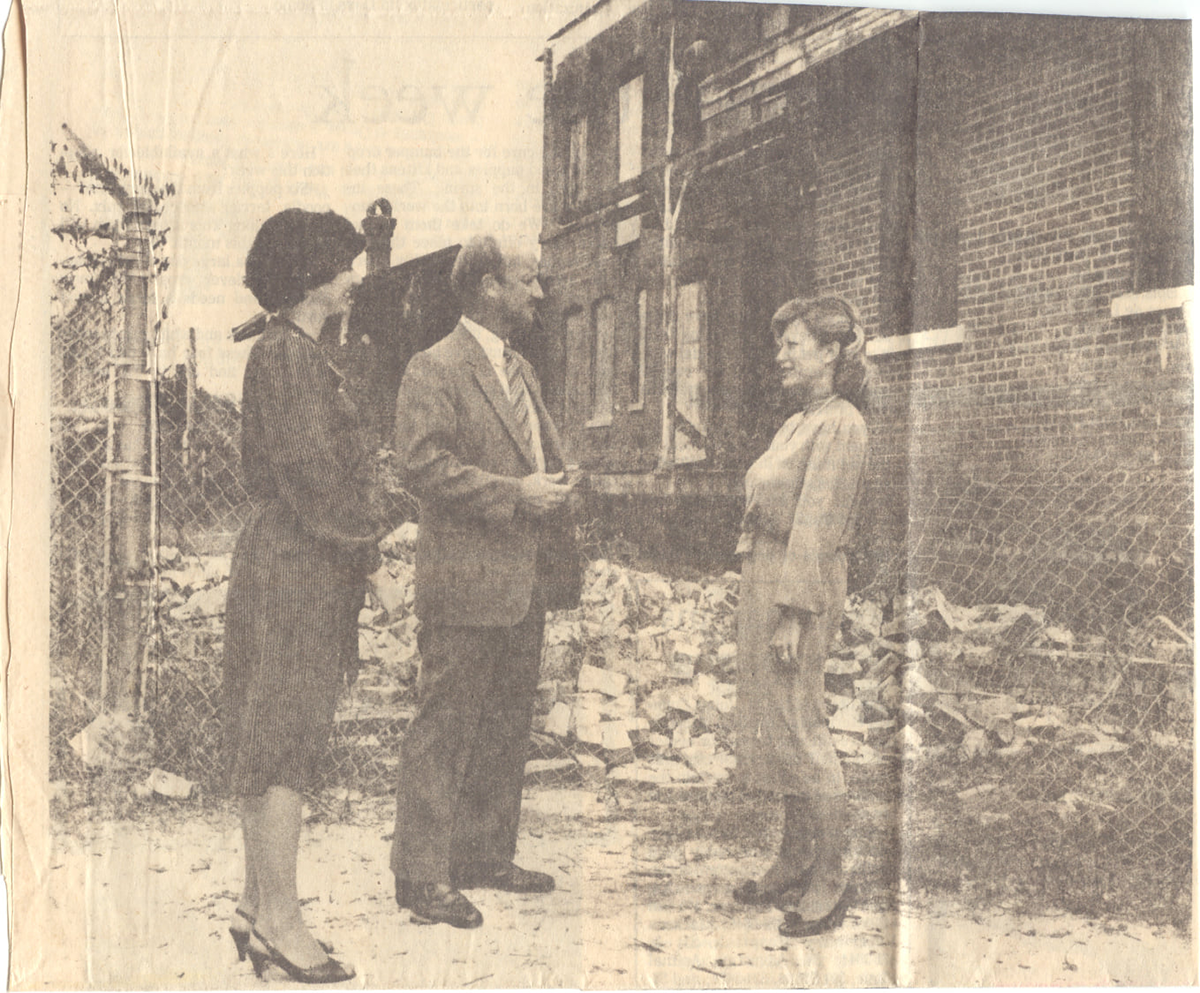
[[389, 236, 581, 929]]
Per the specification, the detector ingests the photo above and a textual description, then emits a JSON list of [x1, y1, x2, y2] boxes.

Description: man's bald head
[[452, 236, 544, 338]]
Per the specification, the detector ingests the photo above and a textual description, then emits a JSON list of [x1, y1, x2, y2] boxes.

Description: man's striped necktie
[[504, 345, 534, 454]]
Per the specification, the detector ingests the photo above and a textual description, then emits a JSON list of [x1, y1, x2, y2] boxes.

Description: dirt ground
[[24, 785, 1195, 990]]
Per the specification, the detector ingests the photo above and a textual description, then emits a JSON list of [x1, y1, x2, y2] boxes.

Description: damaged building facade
[[536, 0, 1192, 609]]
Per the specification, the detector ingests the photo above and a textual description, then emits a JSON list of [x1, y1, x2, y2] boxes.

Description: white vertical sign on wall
[[675, 280, 707, 463]]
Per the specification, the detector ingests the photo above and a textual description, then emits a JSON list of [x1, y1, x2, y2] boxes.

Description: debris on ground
[[144, 524, 1193, 797], [69, 712, 155, 770], [131, 767, 196, 800]]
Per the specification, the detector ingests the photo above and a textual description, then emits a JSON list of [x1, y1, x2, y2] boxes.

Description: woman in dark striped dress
[[222, 209, 389, 983]]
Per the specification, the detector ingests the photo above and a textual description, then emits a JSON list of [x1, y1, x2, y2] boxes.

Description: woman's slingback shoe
[[233, 910, 331, 961], [248, 929, 355, 984]]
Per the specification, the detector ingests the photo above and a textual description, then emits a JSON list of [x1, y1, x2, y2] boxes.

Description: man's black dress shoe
[[395, 878, 483, 929], [454, 861, 555, 893]]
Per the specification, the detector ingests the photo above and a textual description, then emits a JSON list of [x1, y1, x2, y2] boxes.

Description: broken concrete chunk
[[146, 768, 195, 800], [903, 668, 938, 695], [169, 582, 228, 621], [958, 728, 991, 762], [69, 713, 155, 770], [1076, 737, 1130, 756], [1014, 706, 1067, 731], [931, 701, 971, 731], [956, 782, 998, 801], [525, 757, 577, 778], [639, 689, 671, 723], [665, 685, 698, 715], [600, 723, 634, 751], [574, 751, 607, 770], [609, 762, 673, 785], [825, 655, 863, 677], [846, 598, 883, 642], [600, 693, 637, 720], [889, 724, 924, 753], [573, 717, 605, 746], [986, 716, 1016, 747], [544, 702, 572, 737], [667, 659, 697, 680], [577, 664, 628, 697], [202, 555, 232, 583], [867, 653, 903, 683], [832, 734, 861, 757]]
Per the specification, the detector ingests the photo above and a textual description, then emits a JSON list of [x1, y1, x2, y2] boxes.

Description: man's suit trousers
[[390, 603, 546, 884]]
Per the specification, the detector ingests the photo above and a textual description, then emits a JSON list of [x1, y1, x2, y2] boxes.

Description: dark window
[[590, 297, 614, 424], [1131, 21, 1193, 292], [876, 24, 919, 337], [912, 13, 960, 332]]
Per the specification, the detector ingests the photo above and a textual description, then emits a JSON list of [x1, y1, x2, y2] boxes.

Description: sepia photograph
[[3, 0, 1195, 986]]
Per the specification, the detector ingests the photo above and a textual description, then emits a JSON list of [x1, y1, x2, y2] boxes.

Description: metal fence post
[[107, 195, 155, 714]]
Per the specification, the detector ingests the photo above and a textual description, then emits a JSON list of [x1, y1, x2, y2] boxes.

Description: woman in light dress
[[732, 296, 870, 938]]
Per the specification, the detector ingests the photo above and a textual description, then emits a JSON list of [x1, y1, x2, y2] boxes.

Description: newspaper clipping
[[3, 0, 1195, 987]]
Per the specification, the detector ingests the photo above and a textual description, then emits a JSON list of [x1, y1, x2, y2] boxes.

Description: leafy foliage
[[49, 131, 174, 322]]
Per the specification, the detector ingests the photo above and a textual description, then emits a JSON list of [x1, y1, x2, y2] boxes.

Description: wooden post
[[109, 196, 153, 714], [657, 17, 679, 472]]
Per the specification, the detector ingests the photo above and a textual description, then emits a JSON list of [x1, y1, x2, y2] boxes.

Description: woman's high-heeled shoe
[[248, 929, 355, 985], [229, 908, 255, 962], [778, 881, 856, 937], [233, 909, 332, 962], [733, 865, 814, 906]]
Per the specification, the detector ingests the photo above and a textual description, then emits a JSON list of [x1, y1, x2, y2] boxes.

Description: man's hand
[[517, 470, 573, 516]]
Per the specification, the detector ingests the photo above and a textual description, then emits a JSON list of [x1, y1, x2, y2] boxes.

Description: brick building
[[536, 0, 1192, 604]]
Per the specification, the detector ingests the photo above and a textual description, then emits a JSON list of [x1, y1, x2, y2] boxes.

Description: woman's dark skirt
[[222, 501, 364, 796]]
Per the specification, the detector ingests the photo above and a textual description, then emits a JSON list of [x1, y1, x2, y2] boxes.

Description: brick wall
[[835, 22, 1191, 550], [541, 8, 1192, 612]]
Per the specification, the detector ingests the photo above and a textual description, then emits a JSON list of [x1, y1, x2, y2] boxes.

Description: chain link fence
[[50, 262, 123, 778], [858, 458, 1193, 923], [51, 344, 1193, 925], [47, 191, 1190, 927]]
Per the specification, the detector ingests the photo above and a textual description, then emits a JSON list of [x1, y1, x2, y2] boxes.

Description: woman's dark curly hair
[[244, 209, 366, 312]]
